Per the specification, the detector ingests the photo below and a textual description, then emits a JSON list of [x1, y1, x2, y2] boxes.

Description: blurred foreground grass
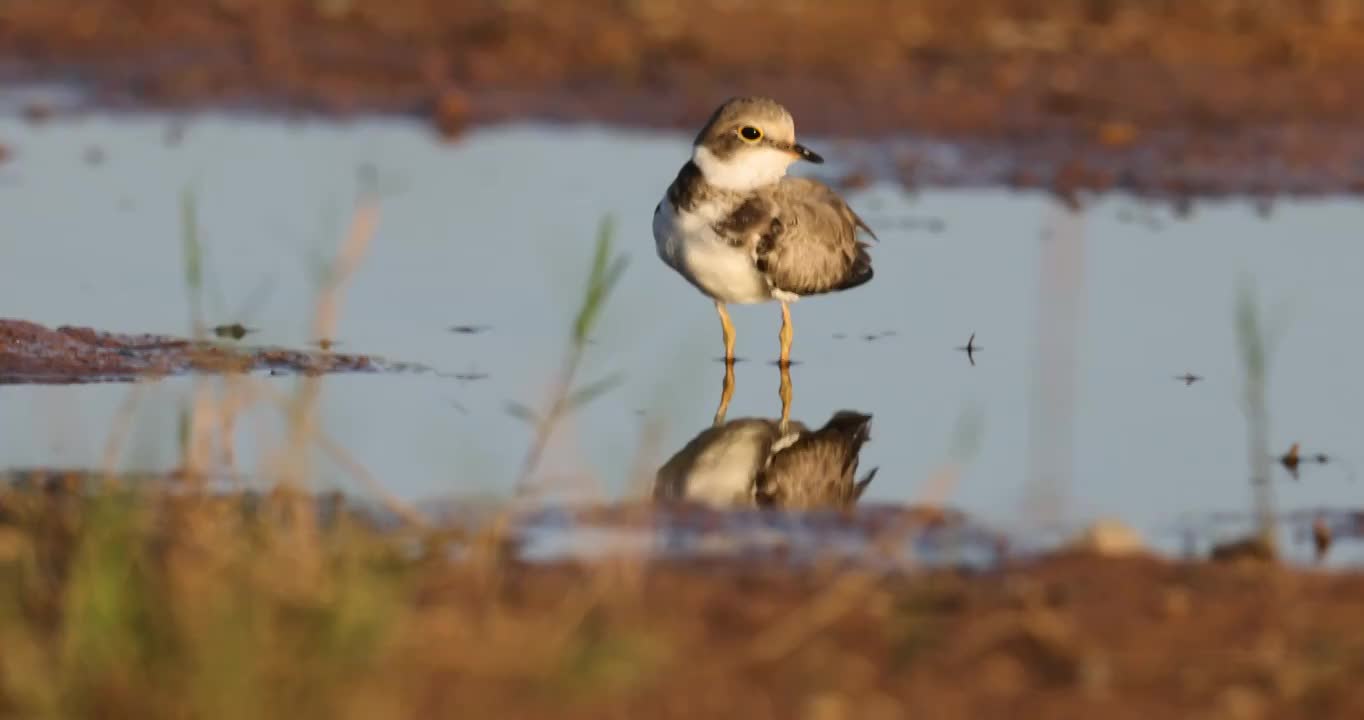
[[0, 189, 652, 719], [7, 478, 1364, 720], [0, 485, 411, 719]]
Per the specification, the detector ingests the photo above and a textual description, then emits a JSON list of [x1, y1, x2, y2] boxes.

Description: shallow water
[[2, 105, 1363, 563]]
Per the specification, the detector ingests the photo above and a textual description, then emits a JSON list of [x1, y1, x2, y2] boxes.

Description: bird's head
[[691, 96, 823, 192]]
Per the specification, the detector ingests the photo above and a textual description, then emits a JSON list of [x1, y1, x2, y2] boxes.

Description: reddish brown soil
[[0, 317, 381, 382], [6, 1, 1364, 196], [3, 479, 1364, 718], [433, 553, 1364, 720], [3, 477, 1364, 718]]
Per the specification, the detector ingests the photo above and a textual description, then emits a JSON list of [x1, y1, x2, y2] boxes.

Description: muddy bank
[[4, 480, 1364, 719], [1, 468, 1356, 569], [0, 317, 390, 383], [481, 552, 1364, 719], [7, 1, 1364, 196]]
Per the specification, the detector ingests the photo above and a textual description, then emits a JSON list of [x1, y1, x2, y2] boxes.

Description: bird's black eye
[[739, 126, 763, 142]]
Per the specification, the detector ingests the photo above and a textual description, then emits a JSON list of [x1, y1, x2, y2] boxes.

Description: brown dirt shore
[[5, 479, 1364, 720], [6, 0, 1364, 196], [0, 317, 388, 382], [1, 480, 1363, 719], [460, 554, 1364, 720]]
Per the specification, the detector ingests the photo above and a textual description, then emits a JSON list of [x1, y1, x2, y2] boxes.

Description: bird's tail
[[834, 243, 874, 292], [822, 410, 873, 474], [853, 467, 878, 500]]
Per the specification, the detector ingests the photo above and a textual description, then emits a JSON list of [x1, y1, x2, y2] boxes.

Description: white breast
[[666, 422, 774, 506], [693, 145, 793, 192], [653, 196, 773, 305]]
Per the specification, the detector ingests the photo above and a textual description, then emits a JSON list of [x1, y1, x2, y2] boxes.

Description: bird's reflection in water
[[653, 363, 876, 509]]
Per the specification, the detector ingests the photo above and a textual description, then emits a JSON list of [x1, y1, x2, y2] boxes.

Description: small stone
[[432, 88, 471, 140], [1096, 120, 1139, 148], [1067, 518, 1147, 556]]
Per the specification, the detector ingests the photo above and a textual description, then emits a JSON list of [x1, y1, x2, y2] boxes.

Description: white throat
[[693, 145, 795, 192]]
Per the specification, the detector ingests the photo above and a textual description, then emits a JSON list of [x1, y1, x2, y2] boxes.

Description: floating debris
[[955, 332, 982, 366], [212, 323, 257, 341], [1276, 443, 1356, 483], [1281, 442, 1302, 479], [448, 324, 491, 335]]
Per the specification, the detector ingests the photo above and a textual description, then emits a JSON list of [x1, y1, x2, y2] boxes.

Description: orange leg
[[778, 302, 793, 366], [716, 301, 736, 361], [713, 358, 736, 426], [778, 361, 793, 429]]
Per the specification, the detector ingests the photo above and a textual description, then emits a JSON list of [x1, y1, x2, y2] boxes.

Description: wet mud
[[4, 476, 1364, 717], [474, 551, 1364, 719], [3, 466, 1358, 569], [7, 1, 1364, 196], [0, 317, 395, 383]]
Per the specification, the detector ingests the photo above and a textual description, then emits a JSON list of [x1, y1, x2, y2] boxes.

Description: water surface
[[1, 109, 1362, 561]]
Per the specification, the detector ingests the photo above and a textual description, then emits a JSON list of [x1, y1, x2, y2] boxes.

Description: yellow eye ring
[[738, 126, 763, 143]]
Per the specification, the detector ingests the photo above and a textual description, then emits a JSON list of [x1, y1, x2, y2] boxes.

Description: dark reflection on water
[[653, 364, 877, 510]]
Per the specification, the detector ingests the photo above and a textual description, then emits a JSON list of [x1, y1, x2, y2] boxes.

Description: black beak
[[792, 143, 824, 164]]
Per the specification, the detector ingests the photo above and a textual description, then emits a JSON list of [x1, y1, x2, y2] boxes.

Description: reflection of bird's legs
[[713, 359, 736, 426], [778, 301, 793, 366], [716, 301, 736, 361], [778, 362, 793, 430]]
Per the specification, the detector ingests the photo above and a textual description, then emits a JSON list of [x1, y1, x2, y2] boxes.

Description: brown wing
[[758, 177, 876, 297], [755, 411, 874, 509]]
